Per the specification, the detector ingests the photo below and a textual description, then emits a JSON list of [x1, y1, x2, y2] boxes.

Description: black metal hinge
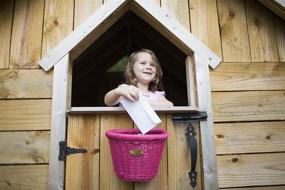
[[172, 111, 207, 188], [58, 141, 88, 161], [172, 111, 207, 123]]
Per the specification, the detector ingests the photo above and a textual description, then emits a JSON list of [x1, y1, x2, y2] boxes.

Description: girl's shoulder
[[153, 91, 165, 96]]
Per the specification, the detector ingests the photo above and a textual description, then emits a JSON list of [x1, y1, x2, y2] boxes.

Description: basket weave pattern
[[106, 128, 168, 181]]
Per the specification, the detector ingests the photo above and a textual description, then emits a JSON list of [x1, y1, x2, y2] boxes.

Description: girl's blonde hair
[[125, 49, 163, 91]]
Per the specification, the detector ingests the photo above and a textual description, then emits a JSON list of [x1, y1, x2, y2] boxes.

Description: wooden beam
[[0, 99, 51, 131], [0, 69, 52, 99], [185, 56, 197, 106], [275, 17, 285, 62], [215, 121, 285, 154], [210, 62, 285, 91], [217, 153, 285, 188], [131, 0, 221, 68], [42, 0, 74, 57], [227, 186, 285, 190], [0, 1, 13, 68], [189, 0, 222, 58], [10, 0, 44, 69], [217, 0, 251, 62], [48, 54, 72, 189], [0, 131, 50, 164], [213, 91, 285, 122], [68, 106, 200, 114], [194, 53, 218, 189], [0, 165, 48, 190], [258, 0, 285, 20], [246, 0, 279, 62], [38, 0, 129, 71], [65, 114, 100, 189]]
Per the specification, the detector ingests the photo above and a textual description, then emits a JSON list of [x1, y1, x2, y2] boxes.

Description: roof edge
[[258, 0, 285, 20], [38, 0, 222, 71], [132, 0, 221, 69], [39, 0, 129, 71]]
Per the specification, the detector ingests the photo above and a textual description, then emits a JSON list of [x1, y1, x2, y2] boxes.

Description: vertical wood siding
[[0, 1, 14, 69], [10, 0, 44, 68], [42, 0, 74, 56], [217, 0, 251, 62], [246, 0, 279, 62], [190, 0, 222, 58], [275, 17, 285, 62], [1, 0, 285, 189]]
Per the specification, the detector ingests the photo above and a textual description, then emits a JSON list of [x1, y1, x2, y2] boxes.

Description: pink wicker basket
[[106, 128, 168, 181]]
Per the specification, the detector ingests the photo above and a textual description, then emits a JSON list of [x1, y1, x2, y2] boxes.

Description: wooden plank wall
[[0, 0, 73, 188], [0, 0, 285, 189], [214, 0, 285, 189]]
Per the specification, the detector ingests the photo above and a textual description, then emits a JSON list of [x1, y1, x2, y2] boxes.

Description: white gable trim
[[131, 0, 221, 69], [38, 0, 221, 71], [39, 0, 128, 71]]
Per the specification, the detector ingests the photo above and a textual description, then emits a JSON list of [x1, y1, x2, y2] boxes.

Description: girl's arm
[[104, 84, 139, 106]]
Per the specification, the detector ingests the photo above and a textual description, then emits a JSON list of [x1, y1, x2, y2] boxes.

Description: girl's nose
[[146, 65, 152, 70]]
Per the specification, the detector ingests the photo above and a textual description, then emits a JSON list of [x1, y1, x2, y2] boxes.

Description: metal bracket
[[172, 111, 207, 123], [58, 141, 87, 161], [172, 111, 207, 188]]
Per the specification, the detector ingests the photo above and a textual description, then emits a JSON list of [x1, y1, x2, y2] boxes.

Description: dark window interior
[[72, 11, 188, 107]]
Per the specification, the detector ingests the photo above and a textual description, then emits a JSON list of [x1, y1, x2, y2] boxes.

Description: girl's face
[[133, 52, 157, 85]]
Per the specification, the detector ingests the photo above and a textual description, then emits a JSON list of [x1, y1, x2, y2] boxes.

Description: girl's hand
[[116, 84, 139, 102]]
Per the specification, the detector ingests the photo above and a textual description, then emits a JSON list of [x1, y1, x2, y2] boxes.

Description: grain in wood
[[0, 131, 50, 164], [225, 185, 285, 190], [217, 0, 251, 62], [190, 0, 222, 58], [210, 62, 285, 91], [0, 165, 48, 190], [194, 53, 218, 189], [42, 0, 74, 56], [0, 99, 51, 131], [74, 0, 102, 29], [275, 16, 285, 62], [213, 91, 285, 122], [215, 121, 285, 154], [217, 153, 285, 188], [65, 114, 100, 190], [10, 0, 44, 68], [161, 0, 190, 30], [246, 0, 279, 62], [0, 1, 14, 68], [0, 69, 52, 99]]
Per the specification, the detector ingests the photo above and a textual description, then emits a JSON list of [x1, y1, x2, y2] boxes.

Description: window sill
[[67, 106, 200, 114]]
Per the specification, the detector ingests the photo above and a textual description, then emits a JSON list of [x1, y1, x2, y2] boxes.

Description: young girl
[[104, 49, 173, 107]]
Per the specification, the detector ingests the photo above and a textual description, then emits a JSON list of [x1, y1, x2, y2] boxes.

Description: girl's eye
[[140, 61, 146, 65], [150, 63, 156, 67]]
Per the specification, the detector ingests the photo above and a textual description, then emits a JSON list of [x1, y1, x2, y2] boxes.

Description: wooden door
[[65, 113, 202, 190]]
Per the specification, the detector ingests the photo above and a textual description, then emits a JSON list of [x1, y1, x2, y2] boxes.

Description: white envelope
[[120, 94, 161, 134]]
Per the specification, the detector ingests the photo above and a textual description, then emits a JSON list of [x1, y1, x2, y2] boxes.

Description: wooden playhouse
[[0, 0, 285, 190]]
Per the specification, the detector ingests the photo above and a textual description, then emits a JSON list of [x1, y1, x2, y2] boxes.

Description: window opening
[[71, 11, 188, 107]]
